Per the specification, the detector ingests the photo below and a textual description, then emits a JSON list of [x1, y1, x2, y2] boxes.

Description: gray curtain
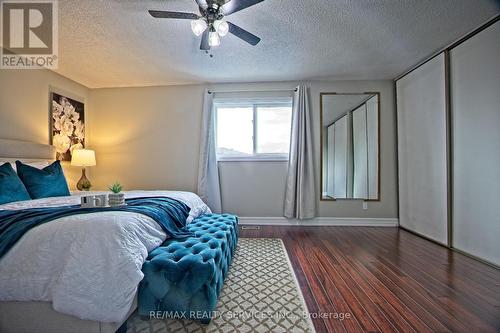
[[284, 85, 317, 219], [197, 89, 222, 213]]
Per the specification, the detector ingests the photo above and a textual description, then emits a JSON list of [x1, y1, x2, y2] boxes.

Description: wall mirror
[[320, 93, 380, 200]]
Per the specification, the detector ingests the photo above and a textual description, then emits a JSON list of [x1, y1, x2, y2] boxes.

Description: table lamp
[[71, 149, 96, 191]]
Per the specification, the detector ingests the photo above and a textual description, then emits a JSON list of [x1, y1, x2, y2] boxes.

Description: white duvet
[[0, 191, 211, 323]]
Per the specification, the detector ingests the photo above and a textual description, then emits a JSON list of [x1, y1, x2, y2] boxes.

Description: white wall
[[219, 161, 288, 217], [90, 80, 398, 219], [0, 69, 90, 189]]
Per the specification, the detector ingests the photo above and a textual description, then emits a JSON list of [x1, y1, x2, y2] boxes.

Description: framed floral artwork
[[50, 92, 85, 161]]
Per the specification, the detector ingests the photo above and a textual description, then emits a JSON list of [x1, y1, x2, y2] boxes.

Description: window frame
[[214, 97, 293, 162]]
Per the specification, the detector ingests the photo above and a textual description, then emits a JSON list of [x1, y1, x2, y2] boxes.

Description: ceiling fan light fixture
[[214, 20, 229, 37], [149, 0, 264, 51], [208, 29, 221, 47], [191, 19, 207, 36]]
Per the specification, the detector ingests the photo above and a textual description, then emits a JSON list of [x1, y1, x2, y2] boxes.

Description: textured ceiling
[[54, 0, 499, 88]]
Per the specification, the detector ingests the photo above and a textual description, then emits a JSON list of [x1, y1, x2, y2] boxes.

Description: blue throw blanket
[[0, 197, 194, 259]]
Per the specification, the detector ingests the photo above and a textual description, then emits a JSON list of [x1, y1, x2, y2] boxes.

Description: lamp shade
[[71, 149, 96, 167]]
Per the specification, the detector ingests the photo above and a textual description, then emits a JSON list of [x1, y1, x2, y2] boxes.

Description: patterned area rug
[[127, 238, 315, 333]]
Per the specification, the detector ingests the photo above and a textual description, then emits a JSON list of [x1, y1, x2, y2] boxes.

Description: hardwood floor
[[239, 226, 500, 333]]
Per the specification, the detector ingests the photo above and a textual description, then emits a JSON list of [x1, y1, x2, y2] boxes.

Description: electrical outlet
[[362, 201, 368, 210], [241, 226, 261, 230]]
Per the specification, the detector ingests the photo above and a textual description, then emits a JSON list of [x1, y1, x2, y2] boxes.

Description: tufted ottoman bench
[[138, 214, 238, 323]]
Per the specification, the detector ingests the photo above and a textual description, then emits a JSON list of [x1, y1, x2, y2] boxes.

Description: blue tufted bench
[[138, 214, 238, 323]]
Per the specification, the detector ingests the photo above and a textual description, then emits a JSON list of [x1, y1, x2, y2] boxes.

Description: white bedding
[[0, 191, 211, 323]]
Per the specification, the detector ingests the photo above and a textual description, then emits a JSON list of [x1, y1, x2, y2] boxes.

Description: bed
[[0, 139, 211, 333]]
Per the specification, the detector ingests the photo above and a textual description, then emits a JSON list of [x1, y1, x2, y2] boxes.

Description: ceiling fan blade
[[227, 22, 260, 46], [200, 29, 210, 50], [222, 0, 265, 15], [148, 10, 199, 20]]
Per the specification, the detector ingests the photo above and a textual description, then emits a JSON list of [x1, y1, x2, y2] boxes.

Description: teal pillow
[[16, 160, 70, 199], [0, 163, 31, 205]]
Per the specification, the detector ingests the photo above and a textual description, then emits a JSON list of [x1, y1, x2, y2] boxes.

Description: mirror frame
[[319, 92, 381, 201]]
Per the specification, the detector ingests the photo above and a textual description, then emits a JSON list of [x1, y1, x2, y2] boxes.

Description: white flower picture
[[53, 133, 71, 154], [50, 93, 85, 161]]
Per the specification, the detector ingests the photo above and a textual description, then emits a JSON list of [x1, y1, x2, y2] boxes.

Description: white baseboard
[[238, 216, 399, 227]]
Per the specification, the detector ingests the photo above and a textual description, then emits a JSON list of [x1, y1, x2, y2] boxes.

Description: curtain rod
[[207, 87, 297, 94]]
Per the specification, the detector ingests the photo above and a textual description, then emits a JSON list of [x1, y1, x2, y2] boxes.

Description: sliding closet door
[[326, 125, 335, 197], [396, 54, 448, 244], [352, 105, 368, 198], [450, 21, 500, 266], [366, 95, 379, 200], [333, 115, 348, 198]]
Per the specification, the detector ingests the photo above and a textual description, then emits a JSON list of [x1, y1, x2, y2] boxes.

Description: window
[[215, 99, 293, 160]]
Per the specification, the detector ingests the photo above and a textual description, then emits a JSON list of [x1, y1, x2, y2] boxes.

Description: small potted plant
[[108, 182, 125, 206]]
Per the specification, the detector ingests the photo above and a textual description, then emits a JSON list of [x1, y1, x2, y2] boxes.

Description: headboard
[[0, 139, 56, 162]]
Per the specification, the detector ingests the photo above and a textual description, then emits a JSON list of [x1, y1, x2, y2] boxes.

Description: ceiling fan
[[149, 0, 264, 51]]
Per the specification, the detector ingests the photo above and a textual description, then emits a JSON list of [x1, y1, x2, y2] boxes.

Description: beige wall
[[0, 71, 397, 218], [89, 85, 205, 192], [311, 81, 397, 218], [0, 69, 90, 189], [90, 80, 398, 218]]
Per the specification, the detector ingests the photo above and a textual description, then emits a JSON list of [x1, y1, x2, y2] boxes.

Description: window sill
[[217, 156, 289, 162]]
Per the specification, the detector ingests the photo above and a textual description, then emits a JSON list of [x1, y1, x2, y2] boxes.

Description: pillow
[[7, 161, 49, 173], [16, 160, 70, 199], [0, 163, 31, 205]]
